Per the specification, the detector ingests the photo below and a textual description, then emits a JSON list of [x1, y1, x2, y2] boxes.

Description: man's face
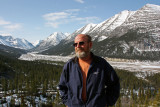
[[74, 34, 92, 58]]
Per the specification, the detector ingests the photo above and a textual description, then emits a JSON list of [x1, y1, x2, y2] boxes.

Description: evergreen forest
[[0, 54, 160, 107]]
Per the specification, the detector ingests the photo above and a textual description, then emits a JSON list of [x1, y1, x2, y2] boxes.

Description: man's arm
[[105, 64, 120, 106], [58, 66, 69, 106]]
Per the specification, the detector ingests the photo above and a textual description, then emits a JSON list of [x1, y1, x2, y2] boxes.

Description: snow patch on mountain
[[19, 53, 72, 62], [32, 40, 42, 47], [0, 35, 34, 50], [145, 4, 160, 12], [19, 53, 160, 73], [32, 32, 69, 52], [98, 36, 108, 42]]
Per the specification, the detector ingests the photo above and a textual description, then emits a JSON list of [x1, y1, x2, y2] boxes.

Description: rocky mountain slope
[[31, 32, 69, 52], [40, 4, 160, 61], [0, 35, 34, 50], [0, 44, 27, 58]]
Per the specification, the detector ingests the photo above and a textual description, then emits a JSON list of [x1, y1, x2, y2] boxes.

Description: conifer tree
[[115, 94, 122, 107]]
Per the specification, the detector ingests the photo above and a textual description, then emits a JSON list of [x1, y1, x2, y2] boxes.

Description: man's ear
[[89, 42, 92, 48]]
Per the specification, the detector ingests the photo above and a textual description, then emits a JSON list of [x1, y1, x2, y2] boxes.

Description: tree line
[[0, 54, 160, 106]]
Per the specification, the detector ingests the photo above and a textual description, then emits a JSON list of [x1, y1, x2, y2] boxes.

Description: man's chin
[[76, 51, 89, 58]]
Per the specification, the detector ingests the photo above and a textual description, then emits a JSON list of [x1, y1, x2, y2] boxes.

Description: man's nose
[[77, 43, 81, 48]]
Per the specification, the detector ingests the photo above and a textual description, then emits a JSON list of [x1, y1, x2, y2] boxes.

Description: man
[[58, 34, 120, 107]]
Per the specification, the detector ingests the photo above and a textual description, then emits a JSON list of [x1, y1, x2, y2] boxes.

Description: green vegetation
[[41, 29, 160, 61], [0, 54, 160, 106], [93, 30, 160, 61], [115, 69, 160, 107], [0, 44, 27, 58], [0, 54, 65, 106]]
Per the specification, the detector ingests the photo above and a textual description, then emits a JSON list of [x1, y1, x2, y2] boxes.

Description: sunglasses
[[73, 41, 85, 47]]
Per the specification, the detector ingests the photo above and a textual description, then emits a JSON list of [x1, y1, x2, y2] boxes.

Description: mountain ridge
[[31, 32, 70, 52], [0, 35, 34, 50], [40, 4, 160, 61]]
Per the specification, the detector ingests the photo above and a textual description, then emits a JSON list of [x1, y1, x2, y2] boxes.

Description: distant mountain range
[[0, 32, 70, 52], [0, 35, 34, 50], [40, 4, 160, 61], [0, 4, 160, 61], [31, 32, 70, 52], [0, 44, 27, 58]]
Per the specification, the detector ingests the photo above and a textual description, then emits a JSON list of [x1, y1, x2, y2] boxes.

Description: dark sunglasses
[[73, 41, 85, 47]]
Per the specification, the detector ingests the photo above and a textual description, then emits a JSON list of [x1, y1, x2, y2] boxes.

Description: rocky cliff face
[[31, 32, 69, 52], [40, 4, 160, 60], [0, 35, 34, 50]]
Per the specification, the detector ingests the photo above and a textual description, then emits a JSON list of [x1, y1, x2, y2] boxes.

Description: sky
[[0, 0, 159, 43]]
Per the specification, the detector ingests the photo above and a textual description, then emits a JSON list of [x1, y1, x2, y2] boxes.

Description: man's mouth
[[76, 48, 84, 52]]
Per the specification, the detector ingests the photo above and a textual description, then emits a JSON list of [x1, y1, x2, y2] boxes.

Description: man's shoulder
[[93, 54, 107, 63], [64, 57, 77, 66], [93, 54, 112, 67]]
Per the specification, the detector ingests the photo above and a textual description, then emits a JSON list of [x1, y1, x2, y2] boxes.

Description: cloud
[[43, 9, 100, 28], [0, 32, 12, 36], [0, 17, 22, 31], [45, 22, 60, 28], [65, 9, 80, 13], [4, 23, 22, 30], [75, 17, 100, 24], [74, 0, 84, 3], [0, 18, 11, 25], [43, 12, 69, 21]]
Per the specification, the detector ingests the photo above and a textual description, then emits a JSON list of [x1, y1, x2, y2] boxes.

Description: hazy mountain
[[31, 32, 69, 52], [40, 4, 160, 61], [32, 40, 43, 47], [0, 44, 27, 58], [0, 35, 34, 50]]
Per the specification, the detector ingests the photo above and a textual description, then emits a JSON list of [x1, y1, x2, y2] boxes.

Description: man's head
[[73, 34, 92, 59]]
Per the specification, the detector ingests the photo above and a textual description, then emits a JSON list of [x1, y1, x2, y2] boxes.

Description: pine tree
[[154, 88, 160, 106], [141, 87, 145, 104], [52, 90, 66, 107], [138, 87, 142, 104], [131, 88, 134, 100], [115, 94, 122, 107]]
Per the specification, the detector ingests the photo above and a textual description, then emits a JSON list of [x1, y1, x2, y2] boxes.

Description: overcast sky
[[0, 0, 159, 43]]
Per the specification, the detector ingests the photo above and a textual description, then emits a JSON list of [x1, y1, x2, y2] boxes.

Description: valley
[[0, 3, 160, 106], [19, 53, 160, 73]]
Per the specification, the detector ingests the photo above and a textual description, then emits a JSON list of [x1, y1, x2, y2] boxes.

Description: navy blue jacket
[[58, 53, 120, 107]]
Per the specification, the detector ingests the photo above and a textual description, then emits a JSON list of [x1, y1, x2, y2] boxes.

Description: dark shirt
[[58, 53, 120, 107]]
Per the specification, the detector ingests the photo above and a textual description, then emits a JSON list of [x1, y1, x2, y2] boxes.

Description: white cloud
[[65, 9, 80, 13], [74, 0, 84, 3], [75, 17, 100, 24], [0, 33, 12, 36], [0, 17, 22, 32], [0, 18, 10, 25], [43, 9, 100, 28], [45, 22, 60, 28], [4, 23, 22, 30], [43, 12, 69, 21]]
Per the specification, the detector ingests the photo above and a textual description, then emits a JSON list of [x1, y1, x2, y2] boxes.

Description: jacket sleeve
[[58, 64, 69, 105], [105, 63, 120, 106]]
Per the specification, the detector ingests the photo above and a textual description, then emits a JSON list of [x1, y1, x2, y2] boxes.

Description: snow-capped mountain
[[64, 23, 96, 43], [0, 35, 34, 50], [40, 4, 160, 61], [109, 4, 160, 38], [32, 32, 69, 52], [63, 4, 160, 42], [32, 40, 42, 47], [63, 11, 135, 43]]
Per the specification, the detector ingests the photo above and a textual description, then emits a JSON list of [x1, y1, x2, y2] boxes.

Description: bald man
[[58, 34, 120, 107]]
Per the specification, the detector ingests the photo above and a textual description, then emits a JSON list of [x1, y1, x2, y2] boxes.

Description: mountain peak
[[145, 3, 160, 8], [47, 32, 67, 41], [32, 32, 69, 52], [141, 4, 160, 12], [0, 35, 34, 50]]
